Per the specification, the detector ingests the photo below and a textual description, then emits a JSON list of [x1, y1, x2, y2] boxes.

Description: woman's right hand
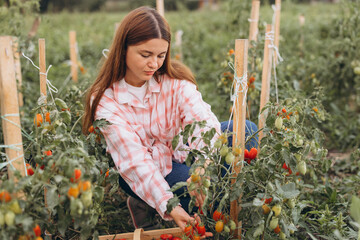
[[169, 206, 213, 239]]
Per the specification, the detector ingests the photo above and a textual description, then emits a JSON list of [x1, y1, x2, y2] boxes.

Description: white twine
[[0, 113, 26, 175], [102, 49, 109, 59], [248, 18, 258, 23], [21, 52, 59, 95], [226, 62, 248, 132], [265, 30, 283, 104]]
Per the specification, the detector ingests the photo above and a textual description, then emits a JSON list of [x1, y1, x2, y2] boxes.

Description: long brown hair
[[82, 6, 196, 134]]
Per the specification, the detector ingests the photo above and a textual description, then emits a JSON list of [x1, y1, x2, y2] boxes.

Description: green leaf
[[172, 134, 180, 150], [166, 196, 180, 214], [169, 182, 188, 192], [46, 187, 59, 212], [350, 195, 360, 224]]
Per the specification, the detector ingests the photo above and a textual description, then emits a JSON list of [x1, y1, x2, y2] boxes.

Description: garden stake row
[[39, 38, 47, 103], [69, 30, 78, 83], [38, 38, 53, 239], [0, 36, 26, 181], [247, 0, 260, 117], [156, 0, 165, 18], [248, 0, 260, 47], [273, 0, 281, 64], [230, 39, 249, 239], [258, 24, 274, 143]]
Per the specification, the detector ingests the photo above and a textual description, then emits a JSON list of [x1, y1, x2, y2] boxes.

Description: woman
[[83, 6, 258, 235]]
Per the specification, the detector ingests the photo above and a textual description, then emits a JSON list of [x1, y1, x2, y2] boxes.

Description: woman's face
[[125, 38, 169, 87]]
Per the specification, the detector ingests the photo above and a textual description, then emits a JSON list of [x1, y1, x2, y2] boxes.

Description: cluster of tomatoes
[[244, 147, 257, 164], [0, 191, 43, 239]]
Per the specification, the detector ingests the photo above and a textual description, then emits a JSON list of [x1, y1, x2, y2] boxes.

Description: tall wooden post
[[0, 36, 26, 179], [247, 0, 260, 117], [69, 31, 78, 83], [12, 37, 23, 108], [249, 0, 260, 45], [230, 39, 248, 239], [156, 0, 164, 18], [274, 0, 281, 63], [258, 25, 273, 143], [39, 39, 47, 102]]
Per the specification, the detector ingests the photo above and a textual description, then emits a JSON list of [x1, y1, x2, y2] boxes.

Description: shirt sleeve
[[95, 98, 174, 220], [177, 80, 221, 149]]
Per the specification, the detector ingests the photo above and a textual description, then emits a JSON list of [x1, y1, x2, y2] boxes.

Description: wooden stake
[[249, 0, 260, 45], [69, 31, 78, 83], [258, 25, 273, 143], [39, 39, 47, 102], [156, 0, 165, 18], [11, 37, 23, 107], [230, 39, 248, 239], [27, 17, 41, 40], [0, 36, 26, 179], [274, 0, 281, 63]]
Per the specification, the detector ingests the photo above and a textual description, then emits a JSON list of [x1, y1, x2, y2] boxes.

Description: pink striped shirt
[[95, 74, 220, 220]]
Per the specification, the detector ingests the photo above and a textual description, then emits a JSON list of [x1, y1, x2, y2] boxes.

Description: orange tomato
[[0, 190, 11, 203], [88, 125, 95, 133], [191, 173, 200, 183], [44, 150, 52, 156], [105, 169, 109, 178], [215, 220, 224, 233], [34, 113, 43, 127], [67, 186, 79, 199], [79, 181, 91, 192], [274, 225, 281, 234], [262, 204, 271, 214], [45, 112, 51, 124]]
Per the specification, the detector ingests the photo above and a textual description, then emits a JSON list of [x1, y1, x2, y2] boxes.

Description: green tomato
[[220, 146, 229, 157], [275, 117, 283, 130], [288, 199, 296, 209], [5, 211, 15, 226], [229, 220, 236, 230], [354, 66, 360, 75], [9, 200, 22, 214], [269, 217, 279, 230], [202, 179, 211, 188], [214, 139, 222, 149], [225, 152, 235, 164], [280, 232, 286, 240], [298, 161, 307, 175], [224, 225, 230, 233], [81, 190, 93, 208]]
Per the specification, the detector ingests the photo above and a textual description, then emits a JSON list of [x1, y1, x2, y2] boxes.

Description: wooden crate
[[99, 227, 182, 240]]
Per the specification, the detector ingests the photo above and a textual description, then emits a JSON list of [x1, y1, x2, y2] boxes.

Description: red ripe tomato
[[44, 150, 52, 156], [184, 224, 193, 237], [244, 149, 250, 159], [249, 148, 257, 160], [173, 238, 182, 240], [265, 197, 273, 204], [282, 163, 288, 170], [33, 224, 41, 237], [160, 233, 173, 240], [196, 223, 206, 236], [212, 210, 223, 221]]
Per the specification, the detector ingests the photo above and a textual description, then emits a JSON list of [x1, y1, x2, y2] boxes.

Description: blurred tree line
[[0, 0, 338, 13]]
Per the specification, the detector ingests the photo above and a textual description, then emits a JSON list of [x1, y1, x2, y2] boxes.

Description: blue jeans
[[119, 120, 258, 213]]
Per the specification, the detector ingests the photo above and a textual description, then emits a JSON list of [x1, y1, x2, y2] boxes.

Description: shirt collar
[[113, 76, 161, 105]]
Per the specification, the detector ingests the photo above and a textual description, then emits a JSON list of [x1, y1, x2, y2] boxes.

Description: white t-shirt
[[125, 81, 148, 105]]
